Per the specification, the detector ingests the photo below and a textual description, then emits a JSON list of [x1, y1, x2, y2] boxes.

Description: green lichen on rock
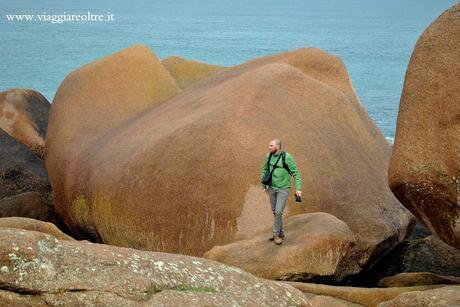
[[73, 195, 89, 226]]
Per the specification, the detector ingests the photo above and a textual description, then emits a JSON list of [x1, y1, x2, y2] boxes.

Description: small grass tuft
[[175, 283, 216, 293]]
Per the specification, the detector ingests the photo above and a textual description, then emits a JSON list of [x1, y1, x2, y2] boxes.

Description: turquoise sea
[[1, 0, 457, 141]]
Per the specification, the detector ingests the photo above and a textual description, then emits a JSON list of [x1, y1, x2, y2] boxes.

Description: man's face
[[268, 141, 279, 153]]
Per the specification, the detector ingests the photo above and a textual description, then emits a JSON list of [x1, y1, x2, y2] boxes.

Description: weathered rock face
[[0, 89, 49, 158], [0, 228, 309, 306], [45, 44, 412, 272], [388, 3, 460, 249], [45, 44, 180, 241], [378, 286, 460, 307], [372, 235, 460, 281], [162, 55, 225, 89], [378, 272, 460, 288], [0, 131, 48, 199], [345, 223, 460, 286], [45, 44, 180, 209], [284, 281, 447, 307], [0, 192, 55, 222], [308, 295, 363, 307], [0, 217, 74, 241], [0, 89, 58, 224], [204, 212, 356, 282], [0, 89, 50, 192]]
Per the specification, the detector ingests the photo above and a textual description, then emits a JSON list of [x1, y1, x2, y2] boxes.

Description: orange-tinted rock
[[243, 48, 365, 111], [45, 44, 180, 239], [378, 286, 460, 307], [45, 45, 179, 216], [45, 45, 412, 273], [378, 272, 460, 288], [0, 217, 74, 240], [0, 228, 309, 306], [0, 89, 50, 200], [284, 281, 446, 307], [0, 89, 49, 158], [0, 91, 58, 224], [162, 55, 225, 89], [388, 3, 460, 249], [204, 213, 356, 282], [309, 295, 363, 307]]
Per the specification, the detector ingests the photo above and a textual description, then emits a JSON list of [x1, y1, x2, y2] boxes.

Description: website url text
[[5, 12, 115, 24]]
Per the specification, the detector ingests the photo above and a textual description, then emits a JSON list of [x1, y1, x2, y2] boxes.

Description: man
[[261, 139, 302, 245]]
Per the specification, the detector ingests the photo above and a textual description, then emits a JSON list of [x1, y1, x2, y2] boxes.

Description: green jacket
[[261, 150, 302, 190]]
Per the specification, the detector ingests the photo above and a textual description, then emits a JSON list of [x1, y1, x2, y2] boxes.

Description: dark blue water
[[1, 0, 457, 141]]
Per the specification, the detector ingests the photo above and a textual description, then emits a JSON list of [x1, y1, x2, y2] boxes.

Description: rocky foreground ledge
[[0, 228, 309, 306], [2, 226, 460, 306]]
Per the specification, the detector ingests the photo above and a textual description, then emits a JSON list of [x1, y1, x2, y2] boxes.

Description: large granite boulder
[[0, 228, 309, 306], [45, 45, 412, 275], [162, 55, 225, 89], [0, 89, 58, 224], [204, 212, 356, 282], [0, 88, 49, 157], [45, 44, 180, 241], [388, 3, 460, 249]]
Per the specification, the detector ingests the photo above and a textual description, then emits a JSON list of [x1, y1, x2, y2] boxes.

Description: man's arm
[[286, 153, 302, 191]]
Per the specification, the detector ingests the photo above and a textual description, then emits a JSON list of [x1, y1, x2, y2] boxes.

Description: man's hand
[[263, 185, 269, 192], [295, 191, 302, 197]]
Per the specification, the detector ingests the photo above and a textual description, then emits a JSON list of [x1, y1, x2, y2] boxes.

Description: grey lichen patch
[[452, 176, 460, 185], [9, 257, 53, 285], [224, 266, 244, 274], [37, 238, 61, 255], [166, 261, 180, 272], [7, 252, 35, 284], [153, 261, 165, 271], [4, 238, 60, 286]]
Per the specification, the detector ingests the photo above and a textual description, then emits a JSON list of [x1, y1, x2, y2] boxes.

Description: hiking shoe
[[274, 236, 283, 245], [269, 233, 285, 241]]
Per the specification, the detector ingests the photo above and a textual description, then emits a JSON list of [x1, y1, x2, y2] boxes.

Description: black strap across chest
[[267, 151, 292, 175]]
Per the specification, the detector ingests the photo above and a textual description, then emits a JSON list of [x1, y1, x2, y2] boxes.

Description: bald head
[[269, 139, 282, 153]]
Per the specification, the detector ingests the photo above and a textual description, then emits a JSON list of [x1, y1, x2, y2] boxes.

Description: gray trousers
[[268, 188, 290, 236]]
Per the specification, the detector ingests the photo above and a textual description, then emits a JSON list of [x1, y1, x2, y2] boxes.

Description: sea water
[[0, 0, 457, 141]]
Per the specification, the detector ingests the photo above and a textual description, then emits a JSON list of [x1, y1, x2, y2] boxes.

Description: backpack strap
[[269, 151, 292, 176], [269, 153, 283, 174], [266, 152, 273, 172], [282, 151, 292, 176]]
